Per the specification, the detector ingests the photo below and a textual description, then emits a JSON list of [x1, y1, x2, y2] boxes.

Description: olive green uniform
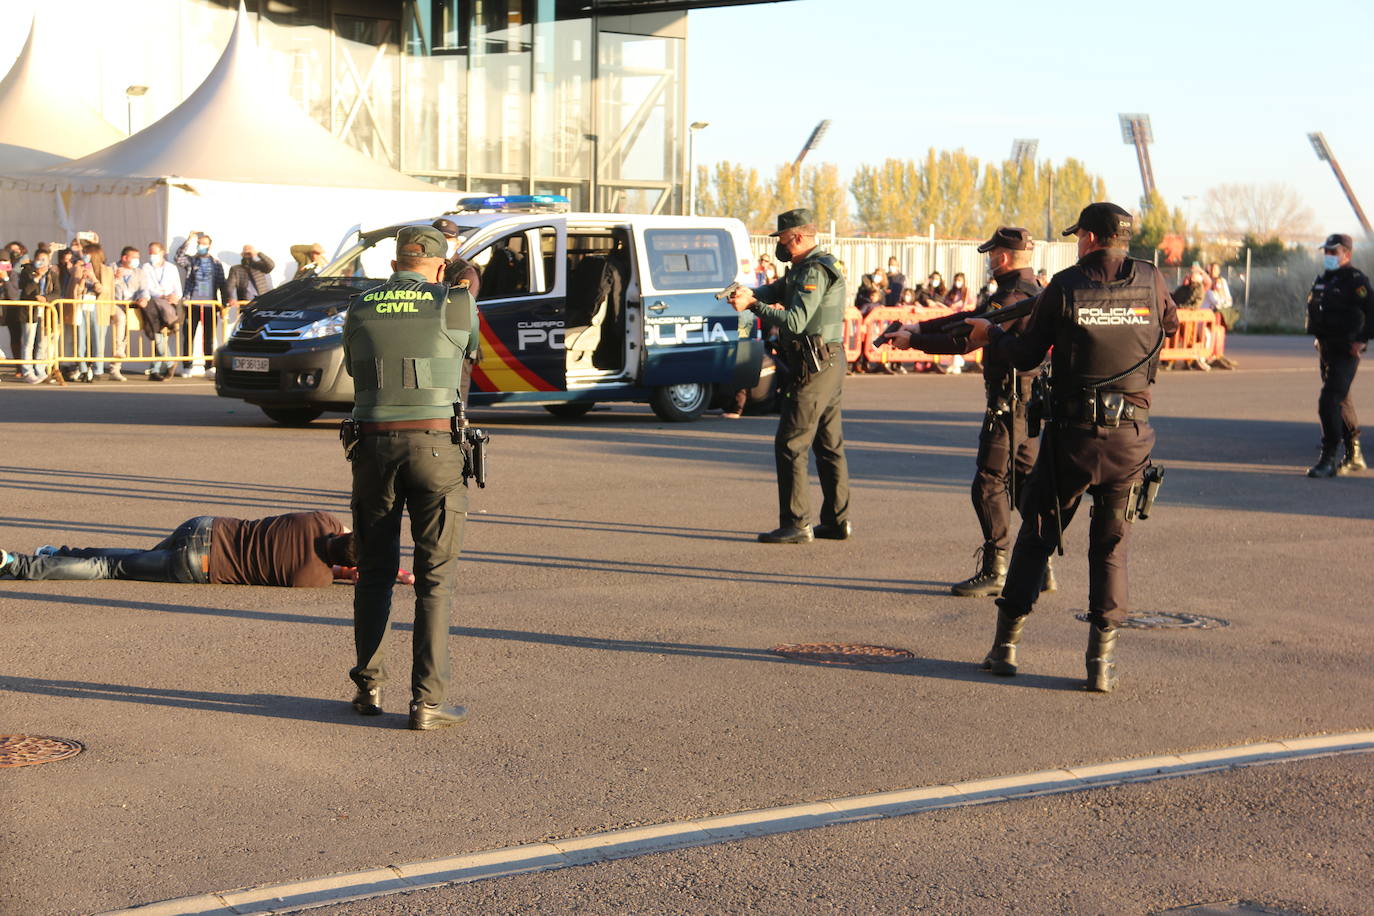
[[748, 248, 850, 529], [342, 269, 478, 705]]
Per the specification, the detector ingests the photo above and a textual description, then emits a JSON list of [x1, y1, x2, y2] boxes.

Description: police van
[[214, 196, 765, 425]]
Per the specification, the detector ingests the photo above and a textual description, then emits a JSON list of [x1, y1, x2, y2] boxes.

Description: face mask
[[128, 259, 141, 270], [1323, 254, 1340, 272], [953, 279, 963, 288], [774, 241, 791, 263], [82, 255, 92, 264], [149, 253, 163, 265], [35, 260, 49, 271], [197, 245, 210, 256]]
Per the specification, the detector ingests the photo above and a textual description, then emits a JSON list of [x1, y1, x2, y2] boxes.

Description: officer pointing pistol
[[965, 203, 1178, 693], [728, 209, 851, 544], [1304, 233, 1372, 478], [890, 227, 1055, 597], [341, 226, 480, 730]]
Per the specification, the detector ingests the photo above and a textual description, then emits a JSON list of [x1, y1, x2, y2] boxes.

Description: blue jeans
[[74, 303, 102, 373], [4, 516, 214, 583]]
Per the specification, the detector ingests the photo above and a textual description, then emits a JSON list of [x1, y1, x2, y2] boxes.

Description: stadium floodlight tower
[[1009, 138, 1038, 164], [793, 119, 831, 169], [1118, 113, 1157, 199], [1308, 131, 1373, 237]]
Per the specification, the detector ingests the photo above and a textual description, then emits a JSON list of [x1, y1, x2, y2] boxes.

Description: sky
[[685, 0, 1374, 237]]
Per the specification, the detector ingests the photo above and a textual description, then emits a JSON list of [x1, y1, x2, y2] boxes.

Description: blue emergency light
[[454, 194, 571, 213]]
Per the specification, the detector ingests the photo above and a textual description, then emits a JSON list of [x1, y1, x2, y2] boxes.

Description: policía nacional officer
[[890, 227, 1055, 597], [728, 209, 851, 543], [1304, 232, 1373, 478], [965, 203, 1178, 692], [342, 225, 479, 730]]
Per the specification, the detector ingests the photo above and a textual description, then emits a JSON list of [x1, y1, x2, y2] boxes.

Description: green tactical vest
[[790, 249, 845, 344], [344, 275, 474, 421]]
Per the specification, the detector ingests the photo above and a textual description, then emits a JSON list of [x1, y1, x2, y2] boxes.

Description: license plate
[[232, 357, 270, 372]]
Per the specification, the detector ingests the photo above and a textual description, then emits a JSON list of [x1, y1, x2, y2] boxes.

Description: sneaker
[[25, 373, 43, 385], [109, 370, 127, 382], [35, 545, 59, 557], [176, 368, 192, 378], [205, 367, 216, 379], [189, 365, 206, 378]]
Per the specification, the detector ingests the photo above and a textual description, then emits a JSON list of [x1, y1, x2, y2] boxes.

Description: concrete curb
[[97, 730, 1374, 916]]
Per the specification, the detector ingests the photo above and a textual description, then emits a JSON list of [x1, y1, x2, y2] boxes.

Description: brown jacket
[[61, 262, 116, 325]]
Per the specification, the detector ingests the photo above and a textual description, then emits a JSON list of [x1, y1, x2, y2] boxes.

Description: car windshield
[[319, 225, 477, 280]]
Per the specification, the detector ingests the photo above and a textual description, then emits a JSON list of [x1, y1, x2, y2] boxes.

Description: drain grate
[[772, 643, 915, 665], [1072, 611, 1231, 629], [0, 735, 85, 768]]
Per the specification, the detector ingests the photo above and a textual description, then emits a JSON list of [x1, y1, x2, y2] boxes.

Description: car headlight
[[298, 312, 346, 339]]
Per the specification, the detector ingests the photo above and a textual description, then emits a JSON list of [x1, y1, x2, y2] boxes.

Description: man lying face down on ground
[[0, 511, 409, 587]]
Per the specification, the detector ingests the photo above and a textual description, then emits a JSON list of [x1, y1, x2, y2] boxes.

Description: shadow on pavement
[[0, 674, 389, 727], [1, 591, 1080, 693]]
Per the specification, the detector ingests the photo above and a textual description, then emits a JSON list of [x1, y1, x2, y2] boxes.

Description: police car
[[214, 196, 765, 425]]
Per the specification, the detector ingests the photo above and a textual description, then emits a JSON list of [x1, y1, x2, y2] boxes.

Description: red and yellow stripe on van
[[470, 317, 559, 393]]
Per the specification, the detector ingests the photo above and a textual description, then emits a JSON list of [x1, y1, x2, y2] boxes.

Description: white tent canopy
[[0, 3, 454, 281], [0, 17, 126, 173]]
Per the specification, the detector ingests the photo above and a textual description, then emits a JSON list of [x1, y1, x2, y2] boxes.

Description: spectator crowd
[[1, 230, 329, 383]]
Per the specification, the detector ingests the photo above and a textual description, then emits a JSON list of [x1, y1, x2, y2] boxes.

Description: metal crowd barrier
[[0, 300, 63, 381], [2, 298, 238, 380]]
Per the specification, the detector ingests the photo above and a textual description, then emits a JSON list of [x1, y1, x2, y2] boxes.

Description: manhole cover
[[772, 643, 915, 665], [0, 735, 85, 768], [1071, 611, 1230, 629]]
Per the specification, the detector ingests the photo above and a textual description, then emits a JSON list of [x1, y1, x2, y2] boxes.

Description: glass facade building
[[219, 0, 696, 213]]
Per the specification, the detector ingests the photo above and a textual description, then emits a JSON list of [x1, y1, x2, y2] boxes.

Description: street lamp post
[[687, 121, 709, 217], [125, 85, 149, 135]]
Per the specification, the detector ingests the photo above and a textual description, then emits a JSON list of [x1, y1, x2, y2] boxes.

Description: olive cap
[[396, 226, 447, 258]]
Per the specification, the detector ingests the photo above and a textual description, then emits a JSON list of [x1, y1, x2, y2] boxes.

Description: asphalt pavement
[[1, 334, 1371, 915]]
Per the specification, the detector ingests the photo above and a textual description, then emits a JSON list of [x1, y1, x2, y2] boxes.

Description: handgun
[[715, 281, 745, 301]]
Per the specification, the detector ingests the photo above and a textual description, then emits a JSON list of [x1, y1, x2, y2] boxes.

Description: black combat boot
[[1307, 446, 1340, 478], [1084, 625, 1119, 693], [951, 544, 1008, 597], [981, 608, 1027, 676], [1338, 437, 1366, 475], [1041, 556, 1057, 593]]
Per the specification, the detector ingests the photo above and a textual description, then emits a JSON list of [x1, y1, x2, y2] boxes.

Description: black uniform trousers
[[996, 420, 1154, 629], [1317, 339, 1361, 448], [973, 393, 1039, 552], [350, 429, 467, 705], [775, 347, 849, 529]]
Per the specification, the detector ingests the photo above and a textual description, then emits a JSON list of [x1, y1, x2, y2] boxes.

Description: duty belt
[[1057, 392, 1148, 428], [359, 418, 450, 434]]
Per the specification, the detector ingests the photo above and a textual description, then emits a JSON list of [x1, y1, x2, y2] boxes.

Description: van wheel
[[650, 383, 709, 422], [544, 403, 595, 419], [261, 406, 325, 426]]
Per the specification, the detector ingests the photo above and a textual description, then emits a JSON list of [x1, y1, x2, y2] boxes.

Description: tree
[[1203, 182, 1315, 242], [695, 162, 773, 233], [767, 163, 853, 235], [1132, 189, 1190, 260]]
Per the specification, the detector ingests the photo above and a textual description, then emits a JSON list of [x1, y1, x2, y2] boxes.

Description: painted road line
[[99, 730, 1374, 916]]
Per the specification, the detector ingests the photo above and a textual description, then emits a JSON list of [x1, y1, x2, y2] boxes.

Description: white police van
[[215, 196, 765, 424]]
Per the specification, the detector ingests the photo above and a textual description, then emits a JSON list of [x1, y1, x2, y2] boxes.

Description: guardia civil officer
[[965, 203, 1178, 692], [890, 227, 1055, 596], [1304, 233, 1373, 478], [342, 226, 479, 730], [729, 209, 850, 543]]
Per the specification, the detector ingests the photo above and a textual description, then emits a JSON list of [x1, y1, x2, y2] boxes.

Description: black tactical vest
[[343, 278, 473, 421], [1056, 258, 1161, 392]]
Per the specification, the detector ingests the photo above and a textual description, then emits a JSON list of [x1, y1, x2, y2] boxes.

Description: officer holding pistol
[[729, 209, 851, 544], [1304, 233, 1373, 478], [965, 203, 1177, 693], [890, 227, 1054, 597], [342, 226, 480, 730]]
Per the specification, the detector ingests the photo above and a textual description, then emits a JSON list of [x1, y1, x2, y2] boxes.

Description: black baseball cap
[[396, 226, 448, 258], [977, 226, 1034, 253], [1320, 233, 1353, 251], [1062, 202, 1133, 240], [432, 218, 462, 239], [769, 208, 816, 237]]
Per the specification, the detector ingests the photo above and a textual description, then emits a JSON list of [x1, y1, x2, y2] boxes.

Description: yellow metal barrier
[[25, 299, 237, 380], [0, 300, 62, 382]]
